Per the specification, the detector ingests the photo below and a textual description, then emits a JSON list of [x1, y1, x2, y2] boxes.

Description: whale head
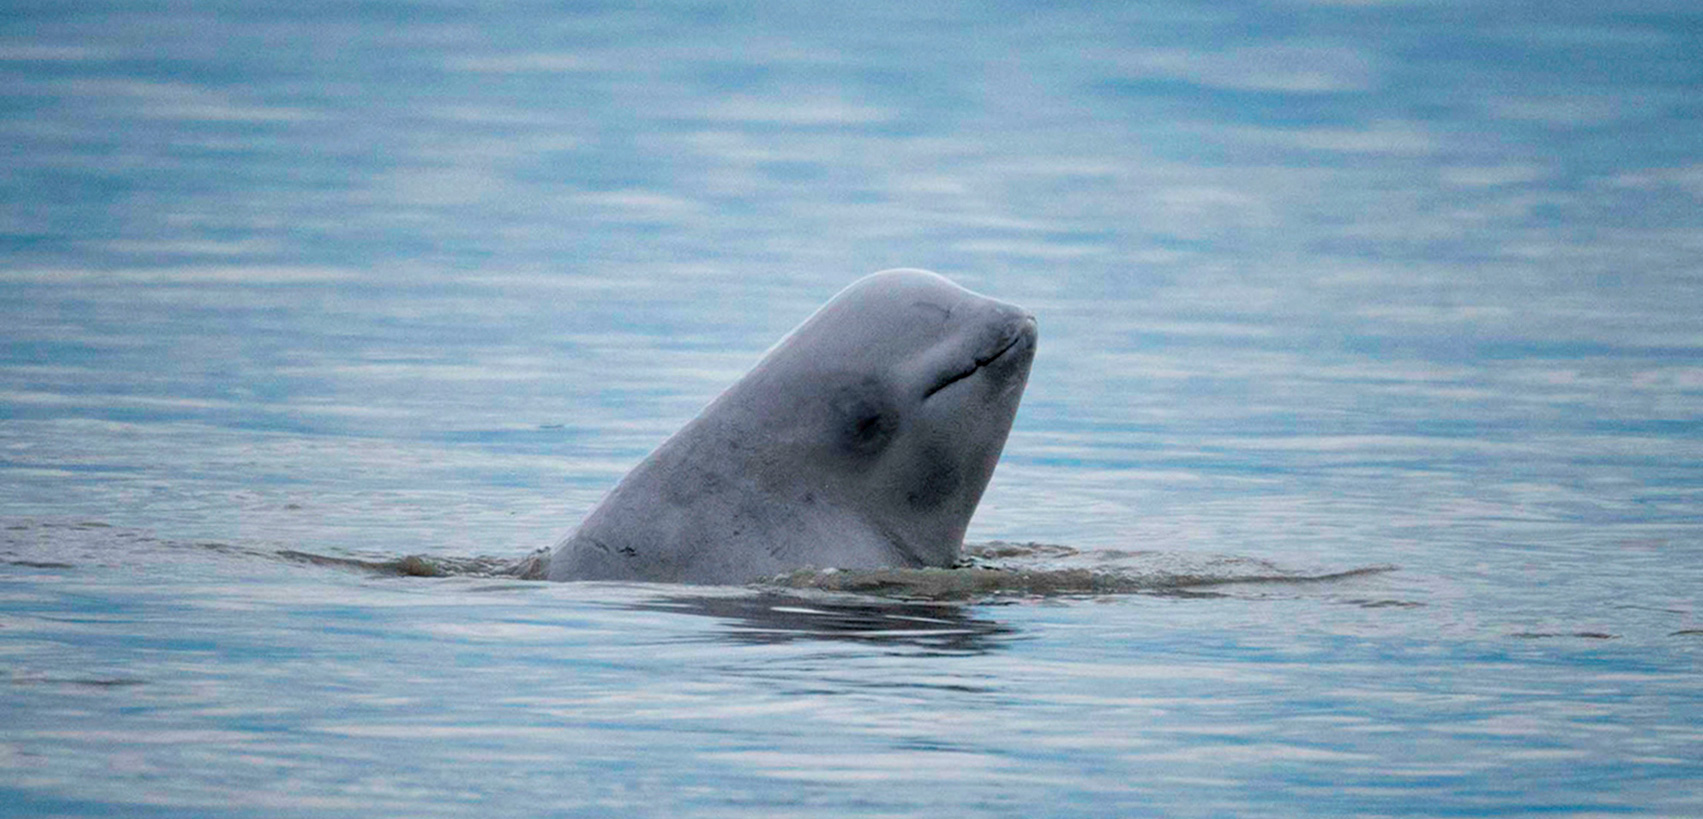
[[551, 268, 1036, 583], [735, 268, 1037, 568]]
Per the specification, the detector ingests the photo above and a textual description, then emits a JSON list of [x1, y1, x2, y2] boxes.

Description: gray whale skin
[[548, 269, 1037, 584]]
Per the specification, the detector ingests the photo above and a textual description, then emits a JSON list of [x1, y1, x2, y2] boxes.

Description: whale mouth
[[923, 318, 1035, 399]]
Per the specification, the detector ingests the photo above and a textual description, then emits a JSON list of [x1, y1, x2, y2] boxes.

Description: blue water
[[4, 1, 1702, 815]]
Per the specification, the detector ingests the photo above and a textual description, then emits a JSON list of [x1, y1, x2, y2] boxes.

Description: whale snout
[[983, 304, 1037, 366], [989, 312, 1038, 384], [1009, 313, 1037, 353], [923, 304, 1037, 400]]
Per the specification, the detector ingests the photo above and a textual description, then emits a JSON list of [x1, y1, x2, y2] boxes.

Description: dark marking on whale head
[[830, 379, 900, 460], [904, 446, 962, 510]]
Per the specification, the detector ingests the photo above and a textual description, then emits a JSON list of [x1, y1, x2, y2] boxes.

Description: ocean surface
[[3, 1, 1701, 816]]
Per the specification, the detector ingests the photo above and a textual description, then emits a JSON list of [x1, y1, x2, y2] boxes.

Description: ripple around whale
[[270, 539, 1395, 602], [764, 542, 1396, 600], [1, 520, 1396, 603]]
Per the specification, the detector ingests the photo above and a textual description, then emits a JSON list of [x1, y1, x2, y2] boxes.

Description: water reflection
[[628, 592, 1017, 654]]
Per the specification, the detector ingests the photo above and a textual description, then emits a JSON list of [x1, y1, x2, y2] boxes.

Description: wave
[[273, 540, 1394, 600], [4, 520, 1394, 602], [767, 541, 1395, 599]]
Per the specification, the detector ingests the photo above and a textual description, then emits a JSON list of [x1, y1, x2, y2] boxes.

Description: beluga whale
[[548, 269, 1037, 585]]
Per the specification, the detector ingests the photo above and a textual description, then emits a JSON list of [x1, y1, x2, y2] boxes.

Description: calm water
[[4, 1, 1702, 816]]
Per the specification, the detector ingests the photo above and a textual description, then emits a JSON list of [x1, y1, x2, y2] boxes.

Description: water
[[4, 1, 1702, 815]]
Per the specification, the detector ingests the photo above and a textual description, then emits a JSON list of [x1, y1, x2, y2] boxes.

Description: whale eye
[[843, 402, 897, 457], [832, 383, 898, 458]]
